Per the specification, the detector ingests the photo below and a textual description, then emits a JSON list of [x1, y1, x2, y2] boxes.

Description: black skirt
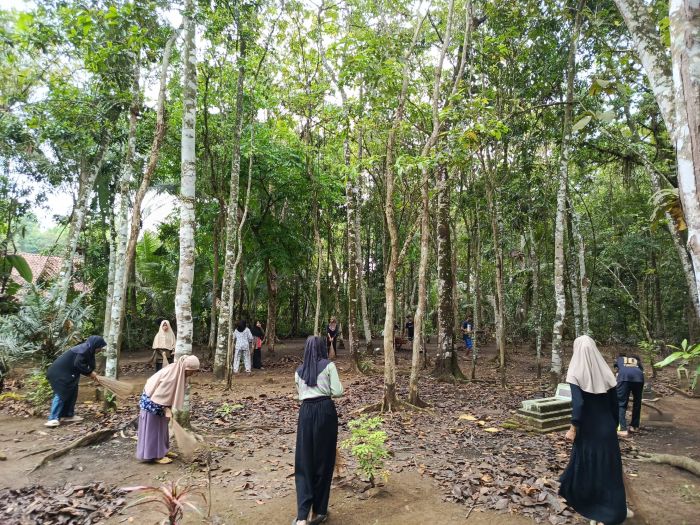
[[559, 385, 626, 525]]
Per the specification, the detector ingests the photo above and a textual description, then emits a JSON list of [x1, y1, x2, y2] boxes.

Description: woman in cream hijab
[[152, 320, 176, 372], [558, 335, 630, 525], [136, 354, 199, 464]]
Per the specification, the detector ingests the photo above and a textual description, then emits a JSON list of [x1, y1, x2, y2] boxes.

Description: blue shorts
[[463, 335, 473, 350]]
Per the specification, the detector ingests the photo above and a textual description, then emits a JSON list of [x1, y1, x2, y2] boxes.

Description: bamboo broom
[[94, 375, 136, 399], [170, 417, 199, 460]]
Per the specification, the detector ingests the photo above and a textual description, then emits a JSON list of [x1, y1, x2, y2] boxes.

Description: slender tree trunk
[[174, 0, 197, 366], [214, 15, 247, 378], [651, 249, 665, 338], [471, 217, 481, 380], [122, 30, 177, 322], [571, 206, 590, 334], [486, 178, 506, 387], [313, 198, 323, 336], [528, 220, 543, 379], [552, 0, 585, 387], [356, 132, 372, 348], [103, 228, 116, 337], [567, 210, 582, 337], [57, 138, 110, 307], [451, 221, 461, 337], [105, 59, 140, 380], [266, 259, 278, 353], [208, 204, 224, 352], [435, 166, 463, 379]]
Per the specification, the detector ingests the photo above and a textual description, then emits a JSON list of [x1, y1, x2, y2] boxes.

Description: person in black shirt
[[405, 315, 414, 342], [614, 353, 645, 437], [326, 317, 338, 359], [251, 321, 265, 370]]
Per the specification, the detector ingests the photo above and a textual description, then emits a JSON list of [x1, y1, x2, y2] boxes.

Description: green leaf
[[654, 351, 686, 369], [572, 115, 592, 132], [6, 255, 33, 283]]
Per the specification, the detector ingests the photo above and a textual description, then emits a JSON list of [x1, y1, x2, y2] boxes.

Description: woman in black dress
[[559, 335, 629, 525], [251, 320, 265, 370], [45, 336, 106, 427], [326, 317, 338, 359]]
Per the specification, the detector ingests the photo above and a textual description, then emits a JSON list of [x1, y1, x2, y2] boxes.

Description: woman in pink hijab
[[136, 354, 200, 464]]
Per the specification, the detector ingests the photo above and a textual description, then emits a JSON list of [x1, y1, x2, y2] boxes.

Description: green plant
[[25, 371, 53, 409], [638, 340, 659, 378], [0, 281, 91, 368], [341, 416, 390, 487], [655, 339, 700, 390], [215, 402, 243, 418], [123, 477, 206, 525]]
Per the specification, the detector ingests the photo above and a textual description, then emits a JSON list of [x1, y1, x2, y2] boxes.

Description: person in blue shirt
[[614, 353, 645, 437], [461, 316, 473, 354]]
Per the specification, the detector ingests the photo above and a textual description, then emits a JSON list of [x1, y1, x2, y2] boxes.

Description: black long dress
[[251, 326, 264, 369], [559, 384, 626, 525]]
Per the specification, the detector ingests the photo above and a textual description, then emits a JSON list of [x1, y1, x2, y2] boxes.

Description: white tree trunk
[[57, 138, 109, 307], [213, 19, 247, 378], [670, 0, 700, 312], [104, 61, 140, 380], [175, 0, 197, 365], [103, 229, 116, 339], [571, 206, 590, 334]]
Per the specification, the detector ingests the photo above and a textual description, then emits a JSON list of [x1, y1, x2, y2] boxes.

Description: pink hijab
[[144, 355, 200, 409]]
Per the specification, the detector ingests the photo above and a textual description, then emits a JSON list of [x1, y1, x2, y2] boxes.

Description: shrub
[[341, 415, 390, 487], [123, 478, 206, 525], [655, 339, 700, 390], [25, 372, 53, 409]]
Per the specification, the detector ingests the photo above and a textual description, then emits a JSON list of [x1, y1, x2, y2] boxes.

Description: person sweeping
[[559, 335, 632, 525], [293, 336, 343, 525], [151, 320, 176, 372], [45, 335, 106, 428], [136, 354, 200, 464]]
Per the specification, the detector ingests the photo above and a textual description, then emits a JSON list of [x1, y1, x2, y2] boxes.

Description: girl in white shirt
[[232, 320, 254, 374]]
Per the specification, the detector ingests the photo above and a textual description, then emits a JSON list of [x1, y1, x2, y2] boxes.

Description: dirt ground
[[1, 339, 698, 525]]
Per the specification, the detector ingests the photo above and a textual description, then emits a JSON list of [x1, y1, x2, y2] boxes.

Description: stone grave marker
[[515, 383, 572, 433]]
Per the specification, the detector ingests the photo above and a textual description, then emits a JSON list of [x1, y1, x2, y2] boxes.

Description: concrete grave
[[515, 383, 572, 433]]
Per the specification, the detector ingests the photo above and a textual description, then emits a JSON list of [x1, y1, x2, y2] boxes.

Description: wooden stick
[[30, 429, 114, 472], [634, 453, 700, 477]]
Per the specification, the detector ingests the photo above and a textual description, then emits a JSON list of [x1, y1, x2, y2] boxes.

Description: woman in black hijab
[[45, 335, 106, 427], [293, 336, 344, 525]]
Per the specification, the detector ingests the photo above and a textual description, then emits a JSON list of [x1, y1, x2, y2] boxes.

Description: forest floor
[[1, 339, 699, 525]]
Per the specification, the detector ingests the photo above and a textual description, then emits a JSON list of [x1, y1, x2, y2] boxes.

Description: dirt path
[[1, 340, 698, 525]]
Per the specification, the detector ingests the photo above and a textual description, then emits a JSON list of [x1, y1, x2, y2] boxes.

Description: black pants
[[295, 397, 338, 520], [252, 348, 262, 369], [617, 381, 643, 430], [328, 337, 337, 355]]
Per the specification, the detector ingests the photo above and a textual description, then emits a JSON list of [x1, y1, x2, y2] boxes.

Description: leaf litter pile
[[0, 483, 126, 524]]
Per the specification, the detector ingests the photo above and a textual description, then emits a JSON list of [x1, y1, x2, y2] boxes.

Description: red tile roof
[[10, 253, 88, 292]]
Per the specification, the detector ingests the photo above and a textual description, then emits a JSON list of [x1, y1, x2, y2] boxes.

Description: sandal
[[166, 451, 179, 458], [155, 457, 173, 465], [310, 514, 328, 524]]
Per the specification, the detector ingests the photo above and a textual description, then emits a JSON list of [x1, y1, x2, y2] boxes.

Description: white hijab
[[153, 320, 176, 351], [565, 335, 617, 394]]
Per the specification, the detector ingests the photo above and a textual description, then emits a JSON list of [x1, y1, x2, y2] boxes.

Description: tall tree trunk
[[357, 131, 373, 348], [174, 0, 197, 367], [57, 137, 110, 307], [381, 11, 427, 412], [451, 221, 461, 337], [651, 249, 665, 338], [567, 209, 582, 337], [613, 0, 700, 316], [486, 177, 506, 387], [313, 197, 323, 336], [104, 59, 140, 380], [208, 204, 224, 353], [103, 227, 116, 337], [571, 205, 590, 334], [552, 0, 585, 387], [471, 216, 481, 380], [528, 220, 543, 379], [435, 166, 463, 379], [669, 0, 700, 314], [265, 259, 278, 353], [122, 29, 177, 323], [214, 14, 247, 378]]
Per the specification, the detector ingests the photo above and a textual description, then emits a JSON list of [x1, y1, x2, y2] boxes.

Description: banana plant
[[654, 339, 700, 390]]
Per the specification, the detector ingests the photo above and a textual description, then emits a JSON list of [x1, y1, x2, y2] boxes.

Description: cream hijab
[[565, 335, 617, 394], [144, 355, 200, 409], [153, 320, 176, 351]]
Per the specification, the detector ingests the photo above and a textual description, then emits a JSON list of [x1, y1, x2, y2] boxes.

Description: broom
[[94, 375, 137, 399], [170, 416, 199, 460]]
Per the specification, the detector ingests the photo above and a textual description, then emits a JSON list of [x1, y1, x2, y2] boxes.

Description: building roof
[[10, 253, 88, 293]]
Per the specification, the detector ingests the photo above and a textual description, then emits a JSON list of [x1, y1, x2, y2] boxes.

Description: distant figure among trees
[[461, 315, 473, 354], [559, 335, 629, 525], [151, 320, 176, 372], [405, 315, 414, 342], [251, 320, 265, 370], [232, 320, 254, 374], [326, 316, 338, 359]]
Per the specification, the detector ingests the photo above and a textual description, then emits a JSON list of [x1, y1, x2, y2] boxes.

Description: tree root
[[30, 429, 115, 472], [633, 453, 700, 477], [354, 399, 430, 415]]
